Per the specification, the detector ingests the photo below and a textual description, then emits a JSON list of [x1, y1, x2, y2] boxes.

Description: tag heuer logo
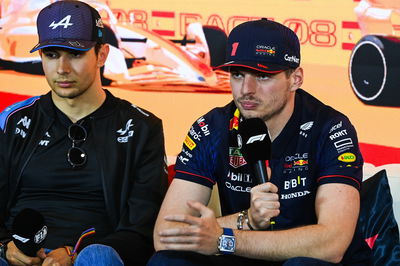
[[229, 147, 247, 168]]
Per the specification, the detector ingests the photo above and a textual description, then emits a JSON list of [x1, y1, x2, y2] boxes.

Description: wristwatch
[[217, 228, 236, 254]]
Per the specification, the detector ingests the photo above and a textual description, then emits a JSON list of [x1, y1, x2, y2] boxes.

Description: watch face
[[222, 237, 234, 249], [219, 235, 236, 253]]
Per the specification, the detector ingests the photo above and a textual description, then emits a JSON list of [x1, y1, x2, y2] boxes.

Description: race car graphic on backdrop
[[0, 0, 230, 91]]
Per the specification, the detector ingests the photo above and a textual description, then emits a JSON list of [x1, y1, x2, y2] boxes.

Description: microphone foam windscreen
[[238, 118, 272, 162], [12, 208, 47, 257]]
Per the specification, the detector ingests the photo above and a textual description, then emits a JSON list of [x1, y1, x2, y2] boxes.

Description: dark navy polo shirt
[[174, 89, 363, 230]]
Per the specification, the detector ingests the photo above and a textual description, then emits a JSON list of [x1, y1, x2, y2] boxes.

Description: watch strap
[[223, 227, 234, 236]]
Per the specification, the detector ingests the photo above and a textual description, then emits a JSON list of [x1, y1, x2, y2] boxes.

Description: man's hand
[[158, 200, 223, 255], [5, 241, 42, 266], [248, 181, 280, 230], [41, 248, 73, 266]]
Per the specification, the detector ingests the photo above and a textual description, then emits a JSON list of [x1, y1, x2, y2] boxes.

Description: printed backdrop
[[0, 0, 399, 185]]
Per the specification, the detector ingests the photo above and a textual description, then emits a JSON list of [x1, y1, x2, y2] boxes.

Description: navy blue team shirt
[[174, 89, 363, 230]]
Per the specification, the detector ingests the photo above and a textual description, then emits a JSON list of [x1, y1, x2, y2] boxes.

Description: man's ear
[[289, 67, 304, 91], [97, 44, 109, 68]]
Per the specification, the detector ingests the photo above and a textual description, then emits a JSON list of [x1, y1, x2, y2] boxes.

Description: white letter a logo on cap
[[49, 15, 73, 29]]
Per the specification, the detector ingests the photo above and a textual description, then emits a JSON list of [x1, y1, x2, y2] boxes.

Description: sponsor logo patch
[[329, 121, 343, 133], [299, 121, 313, 138], [255, 45, 276, 56], [117, 119, 134, 143], [284, 54, 300, 63], [281, 190, 311, 200], [229, 109, 240, 130], [246, 134, 266, 144], [293, 160, 308, 166], [334, 138, 354, 153], [338, 152, 356, 163], [184, 135, 196, 150], [34, 226, 48, 244], [229, 147, 247, 168], [197, 117, 210, 136], [329, 129, 348, 140]]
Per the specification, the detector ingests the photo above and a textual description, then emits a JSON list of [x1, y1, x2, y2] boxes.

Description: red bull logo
[[267, 49, 276, 54], [229, 108, 240, 130], [293, 160, 308, 166]]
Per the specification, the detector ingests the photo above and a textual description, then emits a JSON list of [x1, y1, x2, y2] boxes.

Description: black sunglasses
[[67, 123, 87, 168]]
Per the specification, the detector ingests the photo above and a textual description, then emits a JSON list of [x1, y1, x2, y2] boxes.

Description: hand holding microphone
[[239, 118, 279, 230], [4, 208, 47, 265]]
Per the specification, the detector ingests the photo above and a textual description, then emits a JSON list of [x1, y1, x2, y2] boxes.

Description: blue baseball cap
[[215, 18, 300, 73], [30, 0, 105, 53]]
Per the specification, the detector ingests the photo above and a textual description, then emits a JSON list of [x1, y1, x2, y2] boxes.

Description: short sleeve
[[315, 116, 363, 190], [174, 114, 225, 188]]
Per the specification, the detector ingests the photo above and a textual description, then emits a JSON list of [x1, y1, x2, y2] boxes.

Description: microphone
[[238, 118, 271, 184], [12, 208, 48, 257]]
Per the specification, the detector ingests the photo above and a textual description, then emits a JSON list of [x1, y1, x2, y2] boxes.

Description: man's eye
[[71, 52, 83, 58], [257, 74, 270, 80], [231, 72, 243, 79], [44, 52, 58, 58]]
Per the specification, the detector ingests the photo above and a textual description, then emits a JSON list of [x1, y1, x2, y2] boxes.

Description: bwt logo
[[246, 134, 266, 144]]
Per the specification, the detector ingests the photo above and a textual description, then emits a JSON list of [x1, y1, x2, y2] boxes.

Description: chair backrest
[[358, 169, 400, 265]]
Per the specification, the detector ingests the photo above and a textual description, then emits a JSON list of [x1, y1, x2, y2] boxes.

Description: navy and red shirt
[[174, 89, 363, 230]]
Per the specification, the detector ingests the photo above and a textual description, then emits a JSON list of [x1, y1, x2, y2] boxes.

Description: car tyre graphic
[[349, 35, 400, 107]]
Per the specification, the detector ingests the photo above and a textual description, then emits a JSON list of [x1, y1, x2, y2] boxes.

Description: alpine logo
[[117, 119, 134, 143], [49, 15, 73, 29], [246, 134, 266, 144], [95, 18, 104, 28]]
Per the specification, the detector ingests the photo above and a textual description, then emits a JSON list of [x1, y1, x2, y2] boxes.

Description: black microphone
[[12, 208, 48, 257], [238, 118, 271, 184]]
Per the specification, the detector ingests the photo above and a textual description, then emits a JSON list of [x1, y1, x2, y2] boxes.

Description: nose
[[57, 55, 71, 75], [241, 74, 257, 95]]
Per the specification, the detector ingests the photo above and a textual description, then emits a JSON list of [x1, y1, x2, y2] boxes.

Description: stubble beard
[[236, 95, 288, 123]]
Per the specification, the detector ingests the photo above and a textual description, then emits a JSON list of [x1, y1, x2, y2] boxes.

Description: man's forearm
[[233, 223, 349, 263]]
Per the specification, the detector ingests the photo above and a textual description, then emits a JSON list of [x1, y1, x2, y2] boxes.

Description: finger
[[162, 242, 200, 251], [159, 235, 201, 244], [252, 191, 280, 202], [9, 254, 41, 266], [37, 248, 47, 259], [267, 166, 272, 181], [187, 200, 214, 217], [252, 182, 278, 193], [164, 214, 200, 225], [159, 225, 198, 237]]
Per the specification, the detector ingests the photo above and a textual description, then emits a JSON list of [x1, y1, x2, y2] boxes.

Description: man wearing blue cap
[[0, 1, 167, 265], [149, 19, 372, 265]]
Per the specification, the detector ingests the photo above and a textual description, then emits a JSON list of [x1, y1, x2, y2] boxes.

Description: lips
[[56, 80, 74, 88], [240, 100, 259, 110]]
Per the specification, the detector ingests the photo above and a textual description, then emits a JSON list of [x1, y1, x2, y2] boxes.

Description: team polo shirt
[[174, 89, 363, 230]]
